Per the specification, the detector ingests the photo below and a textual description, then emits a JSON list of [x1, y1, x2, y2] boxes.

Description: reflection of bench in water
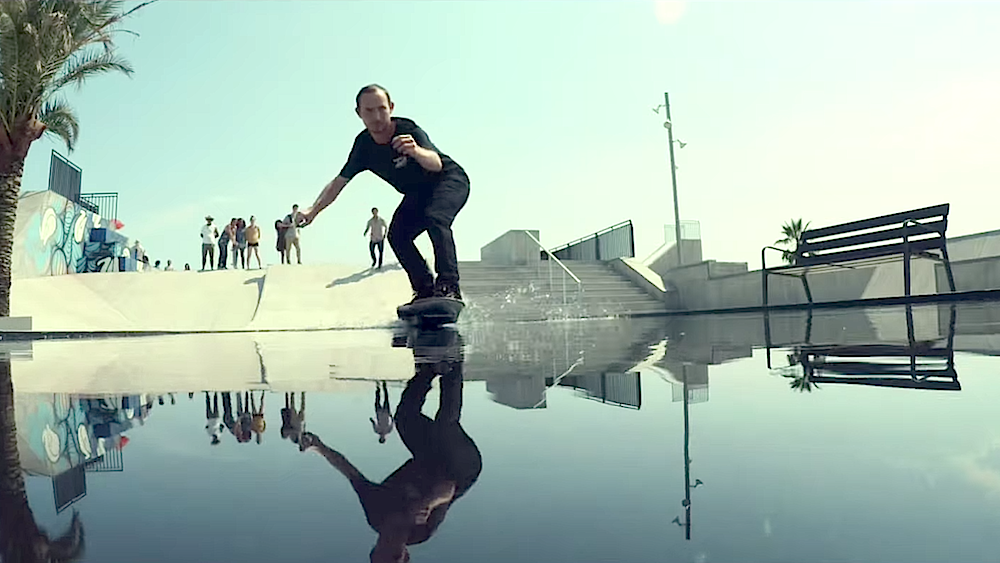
[[785, 305, 959, 391], [792, 343, 959, 391]]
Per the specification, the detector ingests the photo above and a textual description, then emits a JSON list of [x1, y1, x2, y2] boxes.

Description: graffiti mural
[[79, 228, 129, 273], [13, 190, 130, 278]]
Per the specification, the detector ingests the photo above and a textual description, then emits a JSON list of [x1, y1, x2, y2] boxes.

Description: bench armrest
[[761, 245, 792, 271]]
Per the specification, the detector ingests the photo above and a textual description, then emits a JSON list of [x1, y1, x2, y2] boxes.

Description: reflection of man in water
[[205, 392, 224, 446], [371, 381, 394, 443], [300, 332, 481, 563]]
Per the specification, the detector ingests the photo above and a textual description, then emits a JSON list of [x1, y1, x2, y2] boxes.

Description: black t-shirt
[[338, 117, 467, 195]]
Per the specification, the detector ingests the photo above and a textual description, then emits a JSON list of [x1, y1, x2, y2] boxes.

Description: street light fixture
[[654, 93, 684, 266]]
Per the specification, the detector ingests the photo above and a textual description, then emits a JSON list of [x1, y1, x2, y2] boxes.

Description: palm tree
[[0, 357, 86, 562], [775, 218, 812, 265], [0, 0, 154, 317]]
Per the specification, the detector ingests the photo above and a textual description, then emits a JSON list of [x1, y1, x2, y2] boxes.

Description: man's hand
[[299, 431, 321, 451], [391, 134, 419, 157], [298, 208, 315, 227]]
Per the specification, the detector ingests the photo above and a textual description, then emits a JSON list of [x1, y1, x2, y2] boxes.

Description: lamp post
[[654, 92, 684, 267]]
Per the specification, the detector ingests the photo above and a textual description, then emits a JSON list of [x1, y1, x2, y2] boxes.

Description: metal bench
[[761, 204, 957, 309]]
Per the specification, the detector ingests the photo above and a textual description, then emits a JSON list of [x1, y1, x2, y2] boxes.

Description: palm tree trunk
[[0, 155, 25, 317]]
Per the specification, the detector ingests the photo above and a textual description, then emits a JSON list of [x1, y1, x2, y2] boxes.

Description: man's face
[[357, 90, 393, 134], [292, 205, 299, 215]]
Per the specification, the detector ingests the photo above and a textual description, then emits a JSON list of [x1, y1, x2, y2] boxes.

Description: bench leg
[[940, 243, 957, 292], [762, 270, 773, 368], [903, 245, 912, 298], [761, 269, 769, 310]]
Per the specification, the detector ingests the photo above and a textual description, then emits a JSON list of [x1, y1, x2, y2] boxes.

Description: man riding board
[[299, 84, 470, 308]]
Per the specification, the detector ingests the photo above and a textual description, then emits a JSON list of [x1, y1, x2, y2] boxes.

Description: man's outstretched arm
[[300, 432, 365, 482], [303, 176, 349, 224]]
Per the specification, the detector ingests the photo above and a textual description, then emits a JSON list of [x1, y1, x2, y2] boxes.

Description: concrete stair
[[458, 260, 670, 322]]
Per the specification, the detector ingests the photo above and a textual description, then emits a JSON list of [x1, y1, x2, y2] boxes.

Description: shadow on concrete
[[326, 264, 402, 288], [244, 276, 266, 320]]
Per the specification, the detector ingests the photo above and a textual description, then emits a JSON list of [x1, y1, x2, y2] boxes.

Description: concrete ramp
[[248, 264, 411, 330], [9, 263, 412, 333]]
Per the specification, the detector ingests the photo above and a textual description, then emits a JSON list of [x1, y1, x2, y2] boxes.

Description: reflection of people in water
[[281, 392, 307, 445], [251, 391, 267, 444], [371, 381, 395, 444], [300, 333, 482, 563], [205, 392, 224, 445], [236, 392, 253, 443]]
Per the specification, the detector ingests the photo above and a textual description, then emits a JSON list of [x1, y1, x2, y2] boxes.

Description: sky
[[17, 0, 1000, 269]]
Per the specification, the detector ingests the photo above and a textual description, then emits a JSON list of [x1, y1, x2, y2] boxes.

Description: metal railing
[[524, 231, 583, 314], [546, 220, 635, 261], [522, 230, 583, 311], [80, 192, 119, 221]]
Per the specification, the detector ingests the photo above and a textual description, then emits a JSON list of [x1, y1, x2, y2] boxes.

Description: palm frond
[[38, 97, 78, 150], [48, 50, 132, 94]]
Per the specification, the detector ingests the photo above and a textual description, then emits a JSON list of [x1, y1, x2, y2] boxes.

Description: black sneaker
[[398, 286, 435, 318], [434, 281, 463, 302]]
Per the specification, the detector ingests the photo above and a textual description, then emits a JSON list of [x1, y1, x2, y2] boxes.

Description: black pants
[[369, 240, 385, 267], [388, 175, 470, 293], [395, 359, 481, 491]]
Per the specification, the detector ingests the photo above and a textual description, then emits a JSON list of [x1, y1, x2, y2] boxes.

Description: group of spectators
[[198, 205, 305, 271]]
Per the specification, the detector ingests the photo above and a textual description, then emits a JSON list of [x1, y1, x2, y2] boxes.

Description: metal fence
[[85, 446, 125, 473], [48, 150, 82, 203], [546, 220, 635, 261], [80, 192, 119, 220], [557, 372, 642, 409]]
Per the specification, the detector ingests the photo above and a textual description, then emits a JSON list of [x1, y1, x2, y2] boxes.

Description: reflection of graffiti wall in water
[[13, 191, 129, 279], [14, 393, 147, 477]]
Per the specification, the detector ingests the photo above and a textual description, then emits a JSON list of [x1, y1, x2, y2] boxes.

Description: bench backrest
[[795, 204, 949, 265]]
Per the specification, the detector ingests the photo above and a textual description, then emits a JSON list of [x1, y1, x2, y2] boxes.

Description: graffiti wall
[[12, 191, 130, 279]]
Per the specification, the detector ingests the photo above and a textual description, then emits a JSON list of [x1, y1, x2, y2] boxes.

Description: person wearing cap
[[200, 216, 219, 271]]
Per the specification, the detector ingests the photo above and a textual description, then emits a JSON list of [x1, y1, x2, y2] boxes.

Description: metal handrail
[[521, 230, 582, 285], [548, 219, 633, 255]]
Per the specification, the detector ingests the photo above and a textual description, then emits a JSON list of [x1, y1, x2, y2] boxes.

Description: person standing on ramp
[[365, 207, 388, 269], [300, 84, 470, 307]]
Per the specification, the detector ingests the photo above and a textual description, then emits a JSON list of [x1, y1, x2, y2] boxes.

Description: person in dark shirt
[[299, 84, 470, 306], [299, 329, 481, 563]]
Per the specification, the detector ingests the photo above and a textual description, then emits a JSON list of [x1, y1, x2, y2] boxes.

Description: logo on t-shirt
[[392, 155, 408, 169]]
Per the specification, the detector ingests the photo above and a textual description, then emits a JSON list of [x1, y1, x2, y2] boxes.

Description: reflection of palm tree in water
[[0, 359, 85, 562], [300, 332, 482, 563], [780, 349, 821, 393]]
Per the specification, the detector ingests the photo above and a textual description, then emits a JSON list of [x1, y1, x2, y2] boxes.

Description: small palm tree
[[775, 218, 811, 265], [0, 0, 154, 317]]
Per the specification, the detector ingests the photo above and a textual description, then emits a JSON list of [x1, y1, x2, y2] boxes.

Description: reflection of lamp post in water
[[653, 92, 685, 267], [671, 370, 703, 540]]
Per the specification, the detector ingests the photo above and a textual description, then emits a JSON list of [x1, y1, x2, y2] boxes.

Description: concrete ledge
[[611, 258, 679, 308], [481, 230, 540, 265], [0, 317, 32, 331]]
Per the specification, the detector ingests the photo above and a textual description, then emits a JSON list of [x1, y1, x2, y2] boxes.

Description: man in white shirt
[[200, 216, 219, 271], [364, 207, 388, 269], [131, 240, 145, 270], [280, 204, 304, 265]]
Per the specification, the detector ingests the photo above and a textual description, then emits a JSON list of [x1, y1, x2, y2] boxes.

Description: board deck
[[397, 297, 465, 327]]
